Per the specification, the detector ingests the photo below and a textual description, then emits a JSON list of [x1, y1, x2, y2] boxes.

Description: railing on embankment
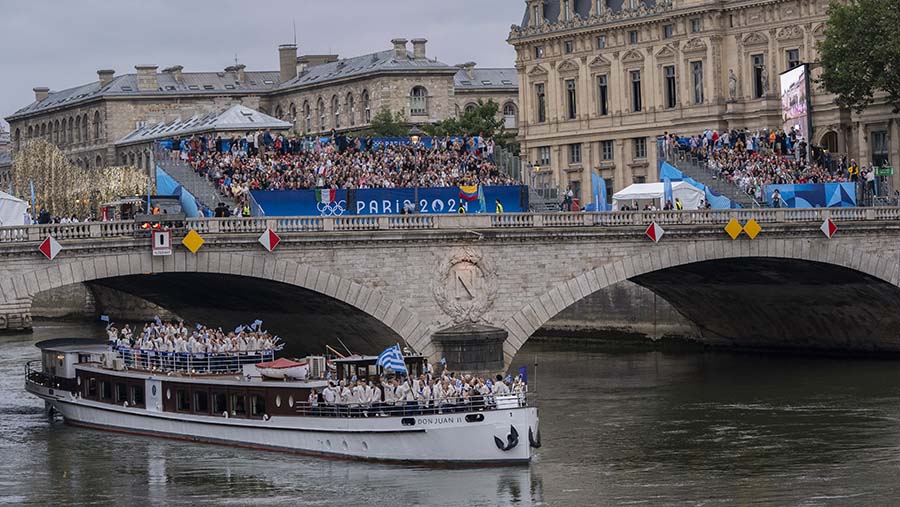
[[0, 208, 898, 243]]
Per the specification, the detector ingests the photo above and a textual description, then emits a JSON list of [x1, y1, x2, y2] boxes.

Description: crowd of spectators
[[169, 130, 512, 211], [663, 128, 876, 203]]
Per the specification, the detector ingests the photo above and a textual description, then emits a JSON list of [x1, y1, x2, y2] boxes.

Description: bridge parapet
[[0, 207, 895, 243]]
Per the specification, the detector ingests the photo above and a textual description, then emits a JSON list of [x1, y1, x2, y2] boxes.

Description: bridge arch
[[0, 251, 426, 349], [502, 237, 900, 363]]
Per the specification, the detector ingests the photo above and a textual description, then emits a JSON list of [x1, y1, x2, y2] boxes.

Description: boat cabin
[[332, 354, 426, 382]]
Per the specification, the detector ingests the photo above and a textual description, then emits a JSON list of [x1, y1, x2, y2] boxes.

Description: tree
[[818, 0, 900, 113], [369, 107, 408, 137], [423, 100, 513, 145], [12, 139, 149, 217]]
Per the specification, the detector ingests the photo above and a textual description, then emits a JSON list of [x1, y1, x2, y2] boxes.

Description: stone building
[[5, 38, 518, 176], [508, 0, 900, 204], [0, 128, 10, 187]]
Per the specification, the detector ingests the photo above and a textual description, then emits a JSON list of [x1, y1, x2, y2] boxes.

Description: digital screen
[[780, 65, 810, 143]]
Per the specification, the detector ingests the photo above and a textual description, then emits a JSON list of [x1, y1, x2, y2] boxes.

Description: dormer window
[[563, 0, 571, 21], [564, 40, 574, 54]]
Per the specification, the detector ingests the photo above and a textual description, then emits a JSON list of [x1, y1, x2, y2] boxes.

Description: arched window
[[94, 111, 101, 142], [464, 103, 477, 114], [503, 102, 518, 129], [96, 155, 103, 168], [332, 95, 341, 129], [75, 117, 82, 143], [362, 90, 370, 123], [81, 115, 88, 143], [40, 123, 46, 138], [275, 105, 284, 120], [84, 157, 90, 169], [410, 86, 428, 116], [317, 98, 325, 131], [57, 120, 63, 144], [128, 152, 135, 166], [53, 120, 60, 144], [303, 101, 311, 134], [346, 93, 355, 127], [289, 103, 297, 130], [67, 117, 74, 144], [14, 128, 20, 151], [120, 153, 127, 165], [27, 126, 33, 140]]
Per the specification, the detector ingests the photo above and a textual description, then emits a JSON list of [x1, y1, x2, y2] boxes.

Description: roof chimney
[[411, 38, 427, 59], [97, 69, 115, 88], [33, 87, 50, 102], [162, 65, 183, 83], [391, 38, 408, 59], [279, 44, 298, 83], [225, 64, 246, 83], [135, 65, 159, 92]]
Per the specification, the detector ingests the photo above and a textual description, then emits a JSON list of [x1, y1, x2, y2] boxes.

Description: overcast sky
[[0, 0, 524, 130]]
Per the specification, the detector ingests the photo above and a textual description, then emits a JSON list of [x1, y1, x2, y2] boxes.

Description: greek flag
[[251, 319, 263, 331], [376, 345, 407, 373]]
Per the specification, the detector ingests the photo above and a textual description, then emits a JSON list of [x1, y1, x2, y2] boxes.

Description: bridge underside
[[631, 258, 900, 353], [89, 273, 397, 357]]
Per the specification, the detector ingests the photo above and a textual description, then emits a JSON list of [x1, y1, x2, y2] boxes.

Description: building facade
[[5, 38, 518, 177], [508, 0, 899, 204]]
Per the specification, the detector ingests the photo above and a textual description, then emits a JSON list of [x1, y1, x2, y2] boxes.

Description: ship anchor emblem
[[494, 425, 519, 451]]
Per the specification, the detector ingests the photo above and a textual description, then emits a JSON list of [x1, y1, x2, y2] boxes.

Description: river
[[3, 322, 900, 506]]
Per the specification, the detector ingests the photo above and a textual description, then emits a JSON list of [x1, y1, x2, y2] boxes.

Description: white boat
[[25, 339, 540, 465], [255, 358, 309, 380]]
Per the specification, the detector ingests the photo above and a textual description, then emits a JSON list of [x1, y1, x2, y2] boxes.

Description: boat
[[255, 358, 309, 380], [24, 339, 539, 464]]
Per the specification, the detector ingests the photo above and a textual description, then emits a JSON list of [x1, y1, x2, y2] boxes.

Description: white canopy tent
[[612, 182, 704, 211], [0, 190, 28, 226]]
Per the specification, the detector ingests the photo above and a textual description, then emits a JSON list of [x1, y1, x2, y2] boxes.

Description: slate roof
[[116, 104, 292, 147], [8, 70, 281, 120], [0, 152, 12, 169], [454, 68, 518, 91], [277, 49, 457, 91], [522, 0, 658, 25]]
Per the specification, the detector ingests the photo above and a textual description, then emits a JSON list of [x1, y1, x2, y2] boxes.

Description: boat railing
[[113, 347, 276, 375], [24, 360, 78, 392], [292, 392, 530, 418]]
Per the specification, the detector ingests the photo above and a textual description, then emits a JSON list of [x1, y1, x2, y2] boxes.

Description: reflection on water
[[4, 322, 900, 505]]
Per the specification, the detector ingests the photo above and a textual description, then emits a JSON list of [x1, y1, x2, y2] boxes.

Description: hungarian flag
[[316, 188, 337, 204], [458, 185, 479, 202]]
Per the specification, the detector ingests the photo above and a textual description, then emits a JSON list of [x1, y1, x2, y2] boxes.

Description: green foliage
[[369, 107, 408, 137], [423, 100, 512, 145], [818, 0, 900, 113]]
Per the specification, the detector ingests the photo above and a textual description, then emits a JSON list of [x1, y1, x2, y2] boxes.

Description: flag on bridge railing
[[376, 345, 407, 373]]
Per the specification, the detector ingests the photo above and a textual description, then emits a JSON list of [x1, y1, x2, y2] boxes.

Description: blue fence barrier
[[763, 183, 857, 208]]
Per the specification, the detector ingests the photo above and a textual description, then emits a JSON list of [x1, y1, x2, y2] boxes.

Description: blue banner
[[660, 161, 738, 209], [763, 183, 857, 208], [250, 186, 525, 217]]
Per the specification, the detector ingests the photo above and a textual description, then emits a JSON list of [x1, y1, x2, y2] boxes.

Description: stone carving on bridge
[[433, 247, 498, 324]]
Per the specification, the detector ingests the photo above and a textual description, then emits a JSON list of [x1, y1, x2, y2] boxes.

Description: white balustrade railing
[[2, 207, 900, 244]]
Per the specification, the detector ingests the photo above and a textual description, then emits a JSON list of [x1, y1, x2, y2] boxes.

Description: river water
[[3, 322, 900, 506]]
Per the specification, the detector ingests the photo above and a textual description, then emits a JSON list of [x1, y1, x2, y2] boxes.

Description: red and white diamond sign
[[258, 228, 281, 252], [820, 218, 837, 239], [645, 222, 665, 243], [38, 235, 62, 260]]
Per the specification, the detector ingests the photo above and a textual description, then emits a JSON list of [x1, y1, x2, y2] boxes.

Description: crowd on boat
[[304, 371, 527, 417], [175, 132, 512, 214], [106, 319, 279, 369]]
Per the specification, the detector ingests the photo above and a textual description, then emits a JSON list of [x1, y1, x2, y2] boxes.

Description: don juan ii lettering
[[416, 416, 464, 425]]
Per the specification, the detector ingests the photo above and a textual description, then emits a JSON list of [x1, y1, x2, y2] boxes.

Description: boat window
[[231, 394, 246, 417], [100, 381, 112, 401], [250, 395, 266, 417], [176, 389, 191, 411], [288, 395, 294, 407], [212, 392, 227, 414], [194, 391, 209, 413], [275, 395, 281, 408], [131, 385, 145, 406], [86, 378, 97, 397], [115, 383, 128, 403]]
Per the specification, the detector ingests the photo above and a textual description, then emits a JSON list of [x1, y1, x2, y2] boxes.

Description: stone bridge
[[3, 208, 900, 370]]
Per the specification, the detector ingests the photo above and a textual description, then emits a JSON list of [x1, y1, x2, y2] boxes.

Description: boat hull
[[29, 385, 537, 464]]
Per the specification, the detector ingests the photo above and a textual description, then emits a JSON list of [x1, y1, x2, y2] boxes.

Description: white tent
[[0, 190, 27, 226], [612, 182, 704, 211]]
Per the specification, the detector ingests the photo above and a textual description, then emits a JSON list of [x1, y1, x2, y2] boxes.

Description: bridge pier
[[0, 298, 33, 333], [431, 323, 507, 374]]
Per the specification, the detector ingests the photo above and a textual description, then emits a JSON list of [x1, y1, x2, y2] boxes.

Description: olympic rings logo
[[317, 200, 347, 216]]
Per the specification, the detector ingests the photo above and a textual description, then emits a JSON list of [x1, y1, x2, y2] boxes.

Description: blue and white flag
[[376, 345, 407, 373], [234, 325, 245, 334], [251, 319, 263, 331], [518, 365, 527, 384], [99, 315, 110, 322], [196, 323, 203, 330], [154, 315, 162, 326]]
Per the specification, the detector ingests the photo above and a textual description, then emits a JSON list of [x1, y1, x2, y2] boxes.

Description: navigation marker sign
[[645, 222, 665, 243], [258, 228, 281, 252], [820, 218, 837, 239], [38, 235, 62, 260], [182, 230, 205, 254]]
